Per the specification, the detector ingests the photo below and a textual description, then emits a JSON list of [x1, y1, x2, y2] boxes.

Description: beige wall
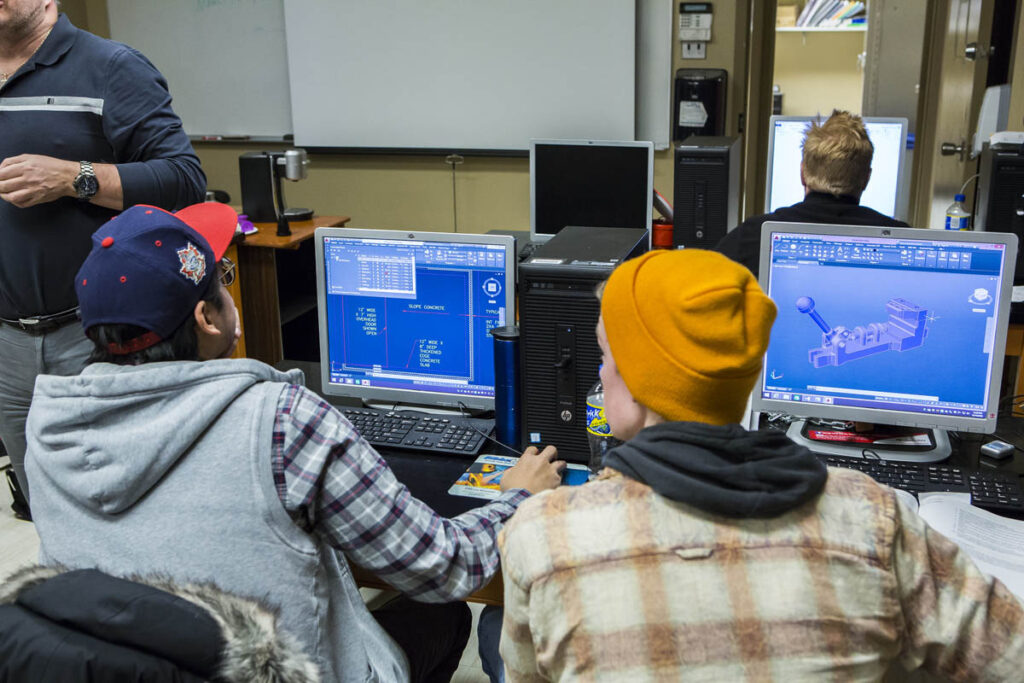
[[66, 0, 746, 230], [773, 30, 866, 116]]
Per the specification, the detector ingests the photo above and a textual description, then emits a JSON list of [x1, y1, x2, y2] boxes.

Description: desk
[[237, 216, 349, 365]]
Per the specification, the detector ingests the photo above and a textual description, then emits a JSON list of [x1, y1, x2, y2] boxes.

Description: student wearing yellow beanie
[[497, 249, 1024, 681]]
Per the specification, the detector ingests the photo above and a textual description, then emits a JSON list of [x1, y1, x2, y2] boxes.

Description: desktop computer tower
[[976, 142, 1024, 283], [673, 136, 740, 249], [518, 226, 648, 463]]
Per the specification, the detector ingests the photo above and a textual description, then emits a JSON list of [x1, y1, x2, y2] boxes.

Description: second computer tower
[[673, 136, 740, 248], [976, 141, 1024, 283], [518, 226, 648, 463]]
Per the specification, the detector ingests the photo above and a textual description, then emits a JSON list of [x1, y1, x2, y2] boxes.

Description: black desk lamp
[[271, 148, 312, 236]]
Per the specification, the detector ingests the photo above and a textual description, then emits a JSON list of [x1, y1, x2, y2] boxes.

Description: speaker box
[[239, 152, 277, 222], [976, 143, 1024, 283], [673, 136, 740, 248], [518, 226, 647, 463]]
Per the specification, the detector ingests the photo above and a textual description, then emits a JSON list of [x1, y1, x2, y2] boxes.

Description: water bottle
[[586, 374, 622, 474], [944, 194, 971, 231]]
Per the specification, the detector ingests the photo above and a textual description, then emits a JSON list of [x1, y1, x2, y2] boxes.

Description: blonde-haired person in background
[[498, 248, 1024, 681], [715, 109, 907, 278]]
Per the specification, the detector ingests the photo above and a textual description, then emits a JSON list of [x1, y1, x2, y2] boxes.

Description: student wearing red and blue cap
[[23, 202, 564, 683]]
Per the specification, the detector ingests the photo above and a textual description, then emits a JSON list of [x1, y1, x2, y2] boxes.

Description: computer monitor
[[314, 228, 515, 412], [764, 116, 908, 218], [752, 222, 1017, 462], [530, 139, 654, 244]]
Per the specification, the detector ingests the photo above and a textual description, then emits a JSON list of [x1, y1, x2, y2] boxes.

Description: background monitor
[[764, 116, 908, 218], [752, 222, 1016, 458], [314, 228, 515, 412], [530, 139, 654, 244]]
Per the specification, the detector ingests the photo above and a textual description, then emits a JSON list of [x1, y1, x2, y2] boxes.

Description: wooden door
[[911, 0, 995, 228]]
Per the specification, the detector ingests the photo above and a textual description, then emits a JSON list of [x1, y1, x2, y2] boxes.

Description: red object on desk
[[652, 220, 674, 249]]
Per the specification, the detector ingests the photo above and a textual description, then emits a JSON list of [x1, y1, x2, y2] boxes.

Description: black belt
[[0, 307, 81, 335]]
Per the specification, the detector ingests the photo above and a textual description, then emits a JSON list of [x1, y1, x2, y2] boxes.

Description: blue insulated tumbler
[[490, 325, 521, 455]]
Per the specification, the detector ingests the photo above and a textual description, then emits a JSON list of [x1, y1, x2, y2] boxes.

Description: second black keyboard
[[341, 407, 493, 456], [820, 454, 1024, 517]]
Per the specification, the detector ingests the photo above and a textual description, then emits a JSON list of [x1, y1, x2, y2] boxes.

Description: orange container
[[652, 221, 674, 249]]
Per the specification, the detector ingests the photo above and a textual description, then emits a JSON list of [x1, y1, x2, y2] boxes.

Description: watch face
[[75, 173, 98, 199]]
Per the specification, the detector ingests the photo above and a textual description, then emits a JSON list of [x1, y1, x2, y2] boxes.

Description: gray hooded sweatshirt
[[24, 359, 408, 682]]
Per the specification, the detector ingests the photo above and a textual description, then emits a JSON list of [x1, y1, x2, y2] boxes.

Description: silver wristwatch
[[73, 161, 99, 201]]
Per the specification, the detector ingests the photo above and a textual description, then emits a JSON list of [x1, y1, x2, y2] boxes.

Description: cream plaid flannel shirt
[[499, 467, 1024, 681]]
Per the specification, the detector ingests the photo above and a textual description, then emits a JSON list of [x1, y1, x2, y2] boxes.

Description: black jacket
[[713, 192, 909, 278], [0, 566, 319, 683]]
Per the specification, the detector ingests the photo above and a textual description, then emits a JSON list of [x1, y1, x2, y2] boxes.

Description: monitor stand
[[785, 419, 951, 463]]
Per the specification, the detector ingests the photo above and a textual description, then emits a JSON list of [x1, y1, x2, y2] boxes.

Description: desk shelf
[[237, 216, 349, 365]]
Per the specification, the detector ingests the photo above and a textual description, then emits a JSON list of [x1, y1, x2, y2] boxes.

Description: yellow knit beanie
[[600, 249, 777, 425]]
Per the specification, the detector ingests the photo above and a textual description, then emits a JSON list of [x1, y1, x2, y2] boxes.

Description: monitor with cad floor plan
[[314, 228, 515, 412], [752, 222, 1016, 462], [765, 116, 908, 219]]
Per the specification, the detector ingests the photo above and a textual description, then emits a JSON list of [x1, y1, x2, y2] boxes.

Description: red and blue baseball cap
[[75, 203, 239, 354]]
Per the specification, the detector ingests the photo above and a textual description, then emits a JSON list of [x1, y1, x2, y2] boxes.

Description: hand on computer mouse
[[501, 445, 565, 495]]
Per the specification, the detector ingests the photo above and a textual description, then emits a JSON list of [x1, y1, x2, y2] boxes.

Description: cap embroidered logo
[[177, 242, 207, 285]]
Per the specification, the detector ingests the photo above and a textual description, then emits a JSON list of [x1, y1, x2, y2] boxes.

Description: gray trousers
[[0, 322, 92, 502]]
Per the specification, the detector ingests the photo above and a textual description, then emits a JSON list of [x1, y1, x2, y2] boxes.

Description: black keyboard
[[821, 454, 1024, 517], [341, 407, 493, 456]]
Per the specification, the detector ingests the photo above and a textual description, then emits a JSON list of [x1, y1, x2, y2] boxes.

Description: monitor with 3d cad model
[[765, 116, 908, 218], [752, 222, 1016, 458], [314, 228, 515, 412]]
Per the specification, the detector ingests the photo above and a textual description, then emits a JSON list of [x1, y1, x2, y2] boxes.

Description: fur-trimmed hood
[[0, 565, 320, 683]]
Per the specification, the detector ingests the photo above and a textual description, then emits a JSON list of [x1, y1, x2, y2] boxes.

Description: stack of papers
[[898, 489, 1024, 600]]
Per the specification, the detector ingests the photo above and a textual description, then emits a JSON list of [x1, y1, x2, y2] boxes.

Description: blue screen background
[[765, 264, 997, 407], [322, 238, 507, 400]]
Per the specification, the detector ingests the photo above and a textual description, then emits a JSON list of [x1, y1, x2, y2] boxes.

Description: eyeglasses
[[219, 256, 236, 288]]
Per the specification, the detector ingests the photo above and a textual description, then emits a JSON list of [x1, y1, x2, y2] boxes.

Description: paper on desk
[[917, 492, 1024, 600], [1012, 285, 1024, 303]]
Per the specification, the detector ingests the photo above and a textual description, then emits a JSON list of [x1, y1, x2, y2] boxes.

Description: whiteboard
[[106, 0, 669, 150], [283, 0, 636, 151], [636, 0, 673, 151], [107, 0, 292, 138]]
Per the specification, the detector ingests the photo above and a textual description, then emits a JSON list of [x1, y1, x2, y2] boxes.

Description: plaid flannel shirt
[[271, 384, 528, 601], [499, 467, 1024, 681]]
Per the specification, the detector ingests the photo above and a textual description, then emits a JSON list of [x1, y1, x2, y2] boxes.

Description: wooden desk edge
[[351, 564, 504, 606]]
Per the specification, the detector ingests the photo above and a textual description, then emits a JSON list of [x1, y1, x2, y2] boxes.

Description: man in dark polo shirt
[[0, 0, 205, 516], [714, 110, 908, 278]]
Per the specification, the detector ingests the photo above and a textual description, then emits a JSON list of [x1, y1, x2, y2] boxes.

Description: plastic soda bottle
[[944, 194, 971, 231], [586, 375, 622, 474]]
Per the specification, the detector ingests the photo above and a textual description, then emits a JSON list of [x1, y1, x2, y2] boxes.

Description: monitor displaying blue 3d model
[[752, 222, 1017, 437], [314, 228, 515, 411], [765, 116, 908, 218]]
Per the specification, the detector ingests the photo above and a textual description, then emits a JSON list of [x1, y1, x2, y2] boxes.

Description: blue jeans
[[478, 604, 505, 683], [0, 322, 92, 501]]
